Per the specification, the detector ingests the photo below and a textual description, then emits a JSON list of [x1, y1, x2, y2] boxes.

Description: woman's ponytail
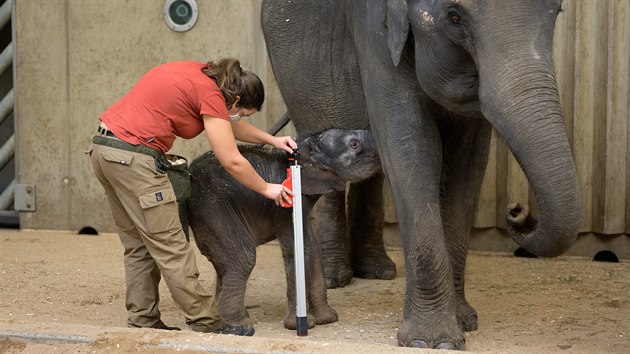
[[202, 58, 264, 111]]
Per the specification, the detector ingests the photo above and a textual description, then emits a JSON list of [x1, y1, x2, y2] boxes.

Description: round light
[[163, 0, 198, 32]]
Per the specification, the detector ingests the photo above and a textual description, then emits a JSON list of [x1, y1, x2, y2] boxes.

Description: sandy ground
[[0, 229, 628, 353]]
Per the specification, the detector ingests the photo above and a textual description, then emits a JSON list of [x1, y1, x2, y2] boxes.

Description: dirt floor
[[0, 229, 628, 353]]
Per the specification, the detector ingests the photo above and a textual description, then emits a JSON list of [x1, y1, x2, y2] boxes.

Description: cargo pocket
[[138, 187, 179, 235], [100, 150, 135, 166]]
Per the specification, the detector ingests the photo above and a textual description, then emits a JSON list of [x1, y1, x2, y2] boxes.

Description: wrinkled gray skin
[[262, 0, 580, 349], [179, 129, 381, 332]]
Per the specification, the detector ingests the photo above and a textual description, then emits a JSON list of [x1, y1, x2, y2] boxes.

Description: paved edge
[[0, 320, 455, 353]]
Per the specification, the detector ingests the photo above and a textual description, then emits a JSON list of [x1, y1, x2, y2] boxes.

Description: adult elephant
[[262, 0, 580, 350]]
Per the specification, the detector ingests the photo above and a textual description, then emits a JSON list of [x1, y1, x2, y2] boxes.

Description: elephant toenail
[[325, 278, 336, 288], [410, 339, 430, 348], [436, 342, 458, 350], [378, 269, 396, 280]]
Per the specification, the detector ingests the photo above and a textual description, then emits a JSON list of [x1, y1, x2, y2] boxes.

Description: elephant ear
[[387, 0, 409, 67], [300, 169, 346, 195]]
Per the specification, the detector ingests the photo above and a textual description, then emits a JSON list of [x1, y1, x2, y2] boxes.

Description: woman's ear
[[228, 96, 241, 113]]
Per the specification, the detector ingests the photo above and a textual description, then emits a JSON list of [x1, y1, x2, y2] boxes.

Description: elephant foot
[[397, 315, 465, 350], [322, 254, 353, 289], [351, 248, 396, 280], [212, 324, 255, 336], [457, 300, 478, 332], [312, 304, 338, 325], [283, 312, 316, 330], [409, 340, 459, 350]]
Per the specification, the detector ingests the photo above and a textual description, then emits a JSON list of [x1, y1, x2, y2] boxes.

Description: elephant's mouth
[[440, 90, 480, 117], [298, 135, 318, 161], [427, 73, 480, 117]]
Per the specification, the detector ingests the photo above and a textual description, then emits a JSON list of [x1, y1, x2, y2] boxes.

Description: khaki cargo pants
[[89, 140, 223, 332]]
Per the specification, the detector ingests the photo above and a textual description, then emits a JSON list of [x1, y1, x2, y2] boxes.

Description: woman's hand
[[269, 135, 298, 154], [230, 120, 297, 153], [263, 183, 294, 207]]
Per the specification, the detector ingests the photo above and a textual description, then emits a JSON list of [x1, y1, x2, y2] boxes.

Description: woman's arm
[[203, 115, 292, 205], [231, 120, 297, 153]]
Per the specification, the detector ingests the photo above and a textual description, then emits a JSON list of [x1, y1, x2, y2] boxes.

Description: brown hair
[[201, 58, 264, 111]]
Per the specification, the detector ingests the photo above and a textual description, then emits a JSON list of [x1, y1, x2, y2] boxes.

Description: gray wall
[[14, 0, 291, 232]]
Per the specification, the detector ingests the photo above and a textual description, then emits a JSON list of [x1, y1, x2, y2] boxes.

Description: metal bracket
[[14, 184, 35, 211]]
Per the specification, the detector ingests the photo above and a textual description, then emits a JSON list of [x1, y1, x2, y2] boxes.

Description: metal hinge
[[14, 184, 35, 211]]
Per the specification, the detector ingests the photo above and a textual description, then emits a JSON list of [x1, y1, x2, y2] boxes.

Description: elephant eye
[[448, 11, 463, 27], [349, 139, 362, 151]]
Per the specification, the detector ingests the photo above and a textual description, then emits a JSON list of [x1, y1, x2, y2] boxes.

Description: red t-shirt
[[99, 61, 229, 153]]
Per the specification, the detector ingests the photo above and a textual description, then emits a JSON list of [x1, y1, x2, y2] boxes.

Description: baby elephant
[[179, 128, 381, 335]]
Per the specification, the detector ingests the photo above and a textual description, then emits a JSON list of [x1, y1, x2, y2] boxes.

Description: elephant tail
[[178, 199, 191, 243]]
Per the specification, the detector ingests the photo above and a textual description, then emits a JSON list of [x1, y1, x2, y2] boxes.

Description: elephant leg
[[382, 123, 462, 350], [198, 225, 257, 328], [311, 191, 352, 288], [351, 4, 463, 349], [306, 216, 338, 325], [439, 119, 492, 332], [215, 268, 253, 327], [358, 67, 463, 349], [347, 173, 396, 280]]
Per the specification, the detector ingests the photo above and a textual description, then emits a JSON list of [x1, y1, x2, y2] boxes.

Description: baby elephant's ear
[[301, 171, 346, 195], [387, 0, 409, 67], [297, 130, 316, 144]]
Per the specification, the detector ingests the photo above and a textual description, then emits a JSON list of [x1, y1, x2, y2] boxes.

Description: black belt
[[92, 135, 163, 158], [97, 126, 116, 137]]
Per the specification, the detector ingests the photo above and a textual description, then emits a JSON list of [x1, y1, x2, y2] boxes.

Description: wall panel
[[471, 0, 630, 243]]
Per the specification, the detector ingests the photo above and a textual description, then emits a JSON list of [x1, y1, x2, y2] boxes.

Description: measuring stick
[[288, 149, 308, 336]]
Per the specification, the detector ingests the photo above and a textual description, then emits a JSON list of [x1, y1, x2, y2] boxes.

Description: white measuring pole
[[289, 150, 308, 336]]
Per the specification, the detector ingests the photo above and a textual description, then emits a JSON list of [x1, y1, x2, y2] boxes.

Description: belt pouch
[[161, 154, 191, 202]]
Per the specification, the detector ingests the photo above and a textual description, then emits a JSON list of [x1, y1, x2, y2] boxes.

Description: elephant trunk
[[478, 58, 580, 257]]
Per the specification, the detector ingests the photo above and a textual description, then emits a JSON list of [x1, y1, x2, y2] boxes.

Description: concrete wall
[[14, 0, 291, 232]]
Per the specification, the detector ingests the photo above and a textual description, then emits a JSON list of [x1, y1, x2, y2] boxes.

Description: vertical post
[[289, 149, 308, 336]]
